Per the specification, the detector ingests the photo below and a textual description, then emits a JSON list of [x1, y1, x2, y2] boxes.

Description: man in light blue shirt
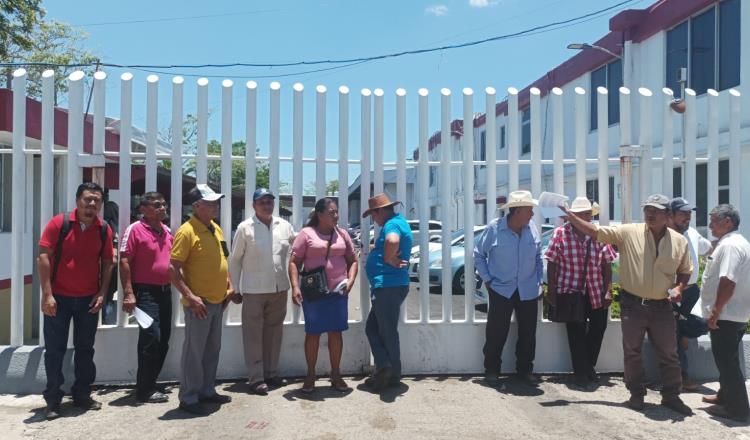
[[474, 190, 543, 387]]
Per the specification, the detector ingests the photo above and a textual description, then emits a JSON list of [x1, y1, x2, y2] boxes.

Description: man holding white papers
[[120, 192, 174, 403]]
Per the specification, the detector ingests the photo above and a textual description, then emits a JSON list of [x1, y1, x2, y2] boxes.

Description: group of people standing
[[475, 189, 750, 422], [35, 181, 749, 423], [37, 183, 412, 419]]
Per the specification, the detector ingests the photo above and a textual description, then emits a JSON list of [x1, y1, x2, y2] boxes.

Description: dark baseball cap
[[253, 188, 275, 202], [669, 197, 696, 212]]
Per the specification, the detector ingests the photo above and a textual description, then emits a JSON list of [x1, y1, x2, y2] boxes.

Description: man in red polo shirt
[[37, 182, 115, 420], [120, 191, 174, 404]]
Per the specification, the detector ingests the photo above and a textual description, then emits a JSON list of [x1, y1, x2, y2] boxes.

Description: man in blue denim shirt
[[363, 193, 412, 391], [474, 190, 543, 387]]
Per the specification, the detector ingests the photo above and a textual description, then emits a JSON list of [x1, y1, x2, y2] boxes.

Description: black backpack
[[50, 213, 111, 283]]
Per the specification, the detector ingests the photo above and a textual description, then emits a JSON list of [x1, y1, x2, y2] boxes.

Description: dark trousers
[[620, 291, 682, 399], [483, 290, 538, 374], [566, 301, 608, 376], [675, 284, 701, 377], [134, 284, 172, 399], [710, 320, 750, 418], [43, 294, 98, 406], [365, 286, 408, 379]]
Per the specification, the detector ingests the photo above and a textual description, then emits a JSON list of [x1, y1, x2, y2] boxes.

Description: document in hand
[[133, 307, 154, 328], [538, 192, 569, 219]]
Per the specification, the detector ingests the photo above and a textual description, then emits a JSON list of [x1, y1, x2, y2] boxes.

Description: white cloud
[[469, 0, 496, 7], [425, 5, 449, 16]]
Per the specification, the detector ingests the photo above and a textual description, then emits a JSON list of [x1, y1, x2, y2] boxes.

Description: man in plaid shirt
[[545, 197, 617, 385]]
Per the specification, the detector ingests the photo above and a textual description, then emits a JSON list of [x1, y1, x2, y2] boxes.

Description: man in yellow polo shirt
[[170, 184, 239, 415], [563, 194, 693, 416]]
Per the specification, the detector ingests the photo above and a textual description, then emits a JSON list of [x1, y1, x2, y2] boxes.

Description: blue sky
[[42, 0, 644, 188]]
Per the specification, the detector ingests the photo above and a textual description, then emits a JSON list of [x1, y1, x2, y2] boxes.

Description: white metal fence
[[3, 67, 745, 379]]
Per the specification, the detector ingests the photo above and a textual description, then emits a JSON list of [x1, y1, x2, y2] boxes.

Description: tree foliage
[[0, 0, 44, 60]]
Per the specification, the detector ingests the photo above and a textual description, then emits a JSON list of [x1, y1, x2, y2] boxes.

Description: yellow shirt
[[171, 216, 229, 304], [597, 223, 692, 300]]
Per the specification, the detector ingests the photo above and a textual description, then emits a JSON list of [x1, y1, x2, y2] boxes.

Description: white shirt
[[700, 231, 750, 323], [228, 215, 295, 294], [685, 227, 713, 285]]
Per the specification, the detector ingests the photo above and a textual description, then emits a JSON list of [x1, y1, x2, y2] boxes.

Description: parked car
[[406, 219, 442, 247]]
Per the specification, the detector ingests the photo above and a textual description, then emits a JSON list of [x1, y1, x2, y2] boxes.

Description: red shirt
[[119, 219, 173, 285], [39, 209, 115, 297], [544, 223, 617, 309]]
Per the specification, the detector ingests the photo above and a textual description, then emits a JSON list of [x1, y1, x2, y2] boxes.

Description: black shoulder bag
[[299, 230, 335, 303], [549, 239, 590, 323]]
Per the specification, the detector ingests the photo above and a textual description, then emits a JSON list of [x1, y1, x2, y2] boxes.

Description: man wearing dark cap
[[667, 197, 712, 391], [228, 188, 295, 395], [564, 194, 694, 416], [170, 184, 239, 415]]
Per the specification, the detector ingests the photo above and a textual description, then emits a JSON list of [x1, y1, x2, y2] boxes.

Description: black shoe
[[364, 376, 376, 388], [518, 372, 541, 386], [661, 397, 693, 416], [264, 377, 286, 388], [572, 374, 589, 386], [625, 395, 645, 411], [371, 367, 393, 391], [199, 393, 232, 404], [72, 397, 102, 411], [44, 405, 61, 420], [155, 384, 172, 394], [704, 404, 750, 422], [587, 369, 600, 383], [484, 372, 500, 386], [178, 402, 209, 415], [136, 391, 169, 403]]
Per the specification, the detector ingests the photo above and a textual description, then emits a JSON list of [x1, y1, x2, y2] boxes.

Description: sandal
[[331, 377, 350, 392], [248, 381, 269, 395], [301, 375, 315, 393]]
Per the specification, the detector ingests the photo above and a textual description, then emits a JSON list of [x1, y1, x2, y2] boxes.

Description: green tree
[[326, 179, 339, 196], [0, 0, 44, 60], [206, 140, 269, 190]]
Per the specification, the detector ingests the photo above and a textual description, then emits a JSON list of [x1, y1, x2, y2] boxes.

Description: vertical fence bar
[[574, 87, 586, 197], [552, 88, 564, 220], [10, 69, 27, 346], [706, 89, 719, 224], [440, 88, 452, 322], [638, 88, 653, 203], [619, 87, 632, 224], [220, 80, 233, 248], [66, 71, 85, 210], [245, 81, 258, 219], [507, 88, 519, 193], [729, 89, 741, 212], [291, 83, 304, 325], [373, 88, 385, 197], [117, 72, 133, 327], [39, 70, 56, 345], [684, 89, 697, 228], [338, 86, 350, 228], [145, 75, 159, 192], [360, 89, 372, 319], [661, 88, 674, 196], [92, 71, 106, 156], [269, 82, 281, 217], [396, 88, 408, 323], [485, 87, 497, 225], [316, 85, 327, 198], [462, 88, 475, 323], [170, 76, 184, 327], [418, 88, 430, 323], [530, 87, 542, 233], [196, 78, 209, 184], [596, 87, 610, 225]]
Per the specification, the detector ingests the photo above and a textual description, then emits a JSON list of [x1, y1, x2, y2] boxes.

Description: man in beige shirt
[[564, 194, 693, 416], [229, 188, 295, 395]]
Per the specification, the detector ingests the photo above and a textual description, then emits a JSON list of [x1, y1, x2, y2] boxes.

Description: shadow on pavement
[[23, 401, 91, 424], [471, 376, 545, 397], [158, 403, 221, 420], [544, 375, 617, 393], [354, 381, 410, 403], [540, 397, 694, 422]]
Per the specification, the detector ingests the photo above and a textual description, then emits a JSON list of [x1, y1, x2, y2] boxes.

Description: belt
[[620, 290, 669, 306], [133, 283, 171, 293]]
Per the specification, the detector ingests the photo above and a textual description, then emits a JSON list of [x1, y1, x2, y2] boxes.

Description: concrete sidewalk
[[2, 376, 749, 440]]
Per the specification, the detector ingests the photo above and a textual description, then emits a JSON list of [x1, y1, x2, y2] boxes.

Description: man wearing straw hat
[[362, 193, 413, 391], [545, 197, 616, 386], [474, 190, 544, 387], [563, 194, 693, 416]]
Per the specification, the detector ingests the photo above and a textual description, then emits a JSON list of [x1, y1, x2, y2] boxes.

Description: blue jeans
[[365, 286, 408, 379], [134, 284, 172, 399], [43, 294, 98, 406]]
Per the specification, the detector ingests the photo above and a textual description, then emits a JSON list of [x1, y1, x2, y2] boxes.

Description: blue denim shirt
[[473, 217, 543, 300]]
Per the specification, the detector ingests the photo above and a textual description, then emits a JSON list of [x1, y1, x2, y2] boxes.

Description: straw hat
[[500, 190, 538, 210], [569, 196, 600, 216], [362, 193, 401, 218]]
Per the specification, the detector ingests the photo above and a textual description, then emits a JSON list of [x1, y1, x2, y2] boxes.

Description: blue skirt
[[302, 293, 349, 334]]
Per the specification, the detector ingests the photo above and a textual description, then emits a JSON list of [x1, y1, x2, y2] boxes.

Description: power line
[[1, 0, 637, 73]]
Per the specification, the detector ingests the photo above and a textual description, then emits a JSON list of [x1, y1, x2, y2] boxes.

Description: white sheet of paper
[[334, 279, 349, 294], [133, 307, 154, 329], [538, 191, 569, 219]]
